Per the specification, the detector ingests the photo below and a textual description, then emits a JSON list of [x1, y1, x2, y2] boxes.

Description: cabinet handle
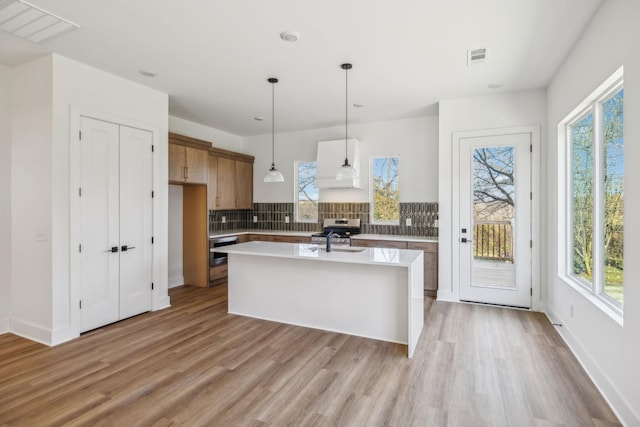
[[184, 166, 189, 179]]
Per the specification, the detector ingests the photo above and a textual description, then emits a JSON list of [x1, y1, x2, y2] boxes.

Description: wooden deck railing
[[473, 221, 514, 262]]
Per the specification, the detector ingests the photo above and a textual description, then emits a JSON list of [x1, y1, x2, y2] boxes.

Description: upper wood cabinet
[[207, 149, 254, 211], [168, 133, 209, 184]]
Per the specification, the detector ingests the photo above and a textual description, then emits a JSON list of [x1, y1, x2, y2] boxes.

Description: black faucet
[[326, 232, 339, 252]]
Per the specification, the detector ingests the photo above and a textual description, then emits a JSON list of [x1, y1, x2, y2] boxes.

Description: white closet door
[[79, 117, 120, 332], [119, 126, 153, 319]]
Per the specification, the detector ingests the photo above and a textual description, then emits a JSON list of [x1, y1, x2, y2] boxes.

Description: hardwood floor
[[0, 285, 619, 426]]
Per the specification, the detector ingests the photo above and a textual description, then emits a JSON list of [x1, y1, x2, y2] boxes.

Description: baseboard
[[0, 317, 9, 334], [545, 307, 639, 426], [51, 324, 79, 346], [168, 275, 184, 288], [436, 289, 457, 302], [10, 318, 52, 346], [153, 295, 171, 311]]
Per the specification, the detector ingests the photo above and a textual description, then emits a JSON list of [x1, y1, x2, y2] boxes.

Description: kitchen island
[[215, 241, 424, 358]]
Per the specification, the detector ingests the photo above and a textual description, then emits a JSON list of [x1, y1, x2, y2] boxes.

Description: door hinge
[[530, 288, 533, 296], [530, 192, 532, 200], [530, 240, 533, 248], [151, 236, 154, 244], [79, 130, 82, 140], [152, 145, 155, 153], [79, 244, 82, 253], [151, 282, 154, 290], [151, 191, 154, 198], [530, 144, 532, 153], [79, 300, 82, 309]]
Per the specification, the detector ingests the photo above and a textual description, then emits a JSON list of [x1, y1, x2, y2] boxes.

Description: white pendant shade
[[264, 165, 284, 183], [336, 163, 358, 180]]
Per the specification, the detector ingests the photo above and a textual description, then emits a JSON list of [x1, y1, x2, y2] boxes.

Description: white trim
[[10, 318, 52, 346], [69, 106, 169, 340], [544, 308, 639, 426], [451, 125, 541, 311]]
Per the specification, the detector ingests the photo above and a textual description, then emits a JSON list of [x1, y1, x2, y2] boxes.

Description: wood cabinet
[[183, 185, 208, 287], [407, 242, 438, 297], [168, 134, 209, 184], [208, 153, 254, 211], [351, 239, 408, 249]]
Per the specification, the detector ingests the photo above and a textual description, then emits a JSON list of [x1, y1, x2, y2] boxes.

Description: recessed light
[[353, 103, 366, 108], [488, 83, 503, 89], [280, 30, 300, 43], [139, 70, 156, 77], [254, 116, 264, 121]]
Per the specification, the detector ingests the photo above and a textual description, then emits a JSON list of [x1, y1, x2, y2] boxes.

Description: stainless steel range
[[311, 218, 361, 246]]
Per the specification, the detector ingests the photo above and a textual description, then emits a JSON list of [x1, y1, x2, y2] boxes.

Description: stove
[[311, 218, 361, 246]]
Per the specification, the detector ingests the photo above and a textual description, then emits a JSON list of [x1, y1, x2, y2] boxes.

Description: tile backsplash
[[209, 202, 438, 237]]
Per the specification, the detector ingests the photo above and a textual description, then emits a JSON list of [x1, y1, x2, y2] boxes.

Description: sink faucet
[[326, 232, 340, 252]]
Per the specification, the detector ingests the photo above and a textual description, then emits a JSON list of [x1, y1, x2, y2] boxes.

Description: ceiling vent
[[0, 0, 78, 43], [467, 48, 487, 66]]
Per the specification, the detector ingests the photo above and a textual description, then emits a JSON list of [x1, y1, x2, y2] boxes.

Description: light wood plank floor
[[0, 285, 620, 426]]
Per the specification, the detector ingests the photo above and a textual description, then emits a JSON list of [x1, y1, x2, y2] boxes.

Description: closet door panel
[[79, 117, 120, 332], [119, 126, 153, 319]]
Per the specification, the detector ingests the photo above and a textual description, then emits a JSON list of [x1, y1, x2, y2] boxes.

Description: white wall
[[10, 56, 54, 343], [546, 1, 640, 424], [438, 90, 546, 302], [244, 116, 438, 203], [168, 185, 184, 288], [169, 116, 243, 152], [9, 54, 170, 345], [0, 65, 11, 333]]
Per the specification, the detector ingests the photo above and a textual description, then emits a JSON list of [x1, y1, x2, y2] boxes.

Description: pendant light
[[336, 63, 358, 180], [264, 77, 285, 183]]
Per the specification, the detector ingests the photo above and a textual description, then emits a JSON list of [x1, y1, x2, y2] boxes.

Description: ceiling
[[0, 0, 602, 136]]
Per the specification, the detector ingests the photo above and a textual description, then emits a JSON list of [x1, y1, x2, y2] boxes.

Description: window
[[371, 156, 400, 224], [561, 69, 623, 315], [295, 161, 319, 222]]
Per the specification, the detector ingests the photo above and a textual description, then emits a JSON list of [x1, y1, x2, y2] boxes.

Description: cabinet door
[[185, 146, 208, 184], [351, 239, 407, 249], [168, 144, 186, 182], [207, 155, 218, 210], [235, 160, 253, 209], [408, 242, 438, 296], [216, 157, 236, 209]]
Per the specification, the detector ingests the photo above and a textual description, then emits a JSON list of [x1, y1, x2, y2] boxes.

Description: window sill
[[559, 274, 623, 326]]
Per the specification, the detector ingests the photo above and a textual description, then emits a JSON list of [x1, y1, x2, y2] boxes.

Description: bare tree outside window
[[296, 161, 318, 222], [372, 157, 399, 223]]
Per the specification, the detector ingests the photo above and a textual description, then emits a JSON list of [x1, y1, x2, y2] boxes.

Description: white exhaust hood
[[315, 138, 361, 189]]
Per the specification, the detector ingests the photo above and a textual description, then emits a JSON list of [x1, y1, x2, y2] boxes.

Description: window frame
[[559, 67, 624, 322], [294, 160, 319, 223], [370, 155, 400, 225]]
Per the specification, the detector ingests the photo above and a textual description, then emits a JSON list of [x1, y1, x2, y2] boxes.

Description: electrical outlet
[[285, 216, 290, 223], [221, 216, 226, 224], [253, 216, 258, 223], [406, 218, 412, 227], [569, 303, 574, 318], [434, 219, 439, 228]]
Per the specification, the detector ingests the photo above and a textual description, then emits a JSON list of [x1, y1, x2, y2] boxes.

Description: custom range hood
[[315, 138, 361, 189]]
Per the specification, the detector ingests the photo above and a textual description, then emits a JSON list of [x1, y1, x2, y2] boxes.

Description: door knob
[[105, 246, 119, 253], [461, 238, 473, 243], [121, 245, 136, 252]]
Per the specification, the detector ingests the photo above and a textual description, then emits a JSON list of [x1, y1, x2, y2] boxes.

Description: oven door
[[209, 236, 238, 266]]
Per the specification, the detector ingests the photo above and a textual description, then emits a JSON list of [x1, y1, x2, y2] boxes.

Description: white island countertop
[[215, 241, 424, 267]]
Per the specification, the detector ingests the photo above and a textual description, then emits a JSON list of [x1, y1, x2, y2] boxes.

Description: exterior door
[[459, 133, 532, 308], [79, 117, 152, 332]]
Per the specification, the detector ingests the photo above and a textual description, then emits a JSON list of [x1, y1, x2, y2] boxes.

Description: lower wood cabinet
[[407, 242, 438, 297], [248, 234, 311, 244], [351, 239, 408, 249]]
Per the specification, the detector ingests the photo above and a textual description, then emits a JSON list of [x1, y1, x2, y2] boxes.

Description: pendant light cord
[[271, 81, 275, 168], [345, 65, 349, 162]]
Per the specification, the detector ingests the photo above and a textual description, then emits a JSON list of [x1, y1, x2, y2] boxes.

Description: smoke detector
[[467, 48, 487, 66]]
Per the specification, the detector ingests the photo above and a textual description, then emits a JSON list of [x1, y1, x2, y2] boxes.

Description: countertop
[[209, 229, 438, 243], [214, 241, 423, 267]]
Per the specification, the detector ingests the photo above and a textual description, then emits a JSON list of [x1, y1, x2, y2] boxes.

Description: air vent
[[0, 0, 78, 43], [467, 48, 487, 66]]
